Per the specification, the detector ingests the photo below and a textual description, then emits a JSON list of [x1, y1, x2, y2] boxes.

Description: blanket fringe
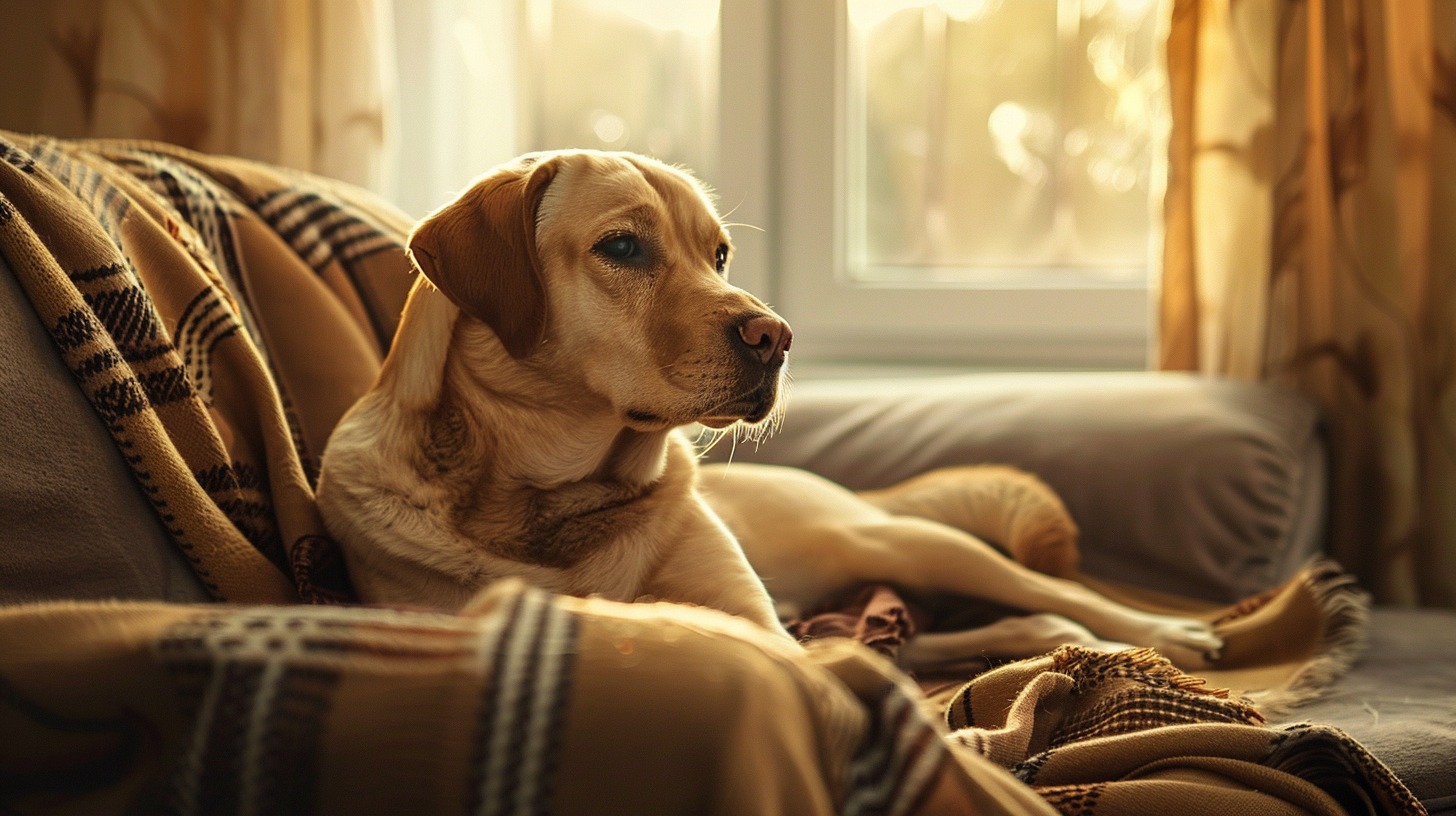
[[1242, 559, 1371, 717]]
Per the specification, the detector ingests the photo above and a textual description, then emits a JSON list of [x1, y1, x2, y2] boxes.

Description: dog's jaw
[[623, 408, 677, 432], [619, 363, 784, 432], [694, 360, 788, 429]]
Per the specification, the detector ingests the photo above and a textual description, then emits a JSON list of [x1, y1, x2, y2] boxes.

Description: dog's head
[[406, 150, 791, 431]]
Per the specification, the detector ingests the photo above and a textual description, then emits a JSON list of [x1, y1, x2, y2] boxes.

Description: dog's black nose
[[736, 314, 793, 365]]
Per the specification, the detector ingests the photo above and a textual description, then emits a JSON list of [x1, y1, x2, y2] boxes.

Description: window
[[776, 0, 1166, 369], [846, 0, 1163, 285], [406, 0, 1168, 370]]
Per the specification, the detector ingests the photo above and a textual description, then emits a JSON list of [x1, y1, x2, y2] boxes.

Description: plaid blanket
[[0, 590, 1422, 815], [0, 131, 415, 603], [1, 582, 1014, 816], [0, 133, 1426, 814]]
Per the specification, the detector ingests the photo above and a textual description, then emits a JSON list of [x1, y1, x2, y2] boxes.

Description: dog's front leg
[[643, 503, 795, 642]]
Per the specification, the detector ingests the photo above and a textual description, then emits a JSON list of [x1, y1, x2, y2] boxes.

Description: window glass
[[847, 0, 1165, 284]]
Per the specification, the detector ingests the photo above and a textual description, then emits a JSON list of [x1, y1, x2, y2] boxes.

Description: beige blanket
[[0, 132, 1425, 814], [943, 645, 1424, 814]]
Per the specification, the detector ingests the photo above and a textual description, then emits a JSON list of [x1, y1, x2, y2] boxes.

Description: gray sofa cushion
[[1274, 607, 1456, 809], [0, 253, 209, 603], [707, 371, 1326, 603]]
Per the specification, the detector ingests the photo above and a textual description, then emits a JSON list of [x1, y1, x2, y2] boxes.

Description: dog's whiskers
[[722, 221, 766, 234], [720, 195, 747, 221], [693, 424, 740, 463]]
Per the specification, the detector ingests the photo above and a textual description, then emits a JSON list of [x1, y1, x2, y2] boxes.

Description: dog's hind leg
[[825, 516, 1222, 669], [858, 466, 1080, 578]]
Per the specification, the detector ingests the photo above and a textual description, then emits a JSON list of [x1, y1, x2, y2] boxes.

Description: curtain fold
[[0, 0, 396, 193], [1160, 0, 1456, 606]]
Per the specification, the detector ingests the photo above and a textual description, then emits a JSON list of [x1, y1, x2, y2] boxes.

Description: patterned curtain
[[1159, 0, 1456, 606], [0, 0, 395, 192]]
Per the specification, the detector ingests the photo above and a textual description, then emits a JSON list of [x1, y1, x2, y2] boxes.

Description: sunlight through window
[[522, 0, 720, 176], [846, 0, 1166, 284]]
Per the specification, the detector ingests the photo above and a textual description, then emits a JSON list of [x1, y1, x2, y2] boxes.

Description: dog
[[317, 149, 1224, 669]]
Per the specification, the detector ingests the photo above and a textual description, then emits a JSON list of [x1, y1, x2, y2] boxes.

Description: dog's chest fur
[[461, 474, 665, 571], [368, 418, 702, 602]]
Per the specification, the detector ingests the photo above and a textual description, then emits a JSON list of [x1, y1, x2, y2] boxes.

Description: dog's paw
[[1134, 615, 1224, 670], [1011, 613, 1132, 653]]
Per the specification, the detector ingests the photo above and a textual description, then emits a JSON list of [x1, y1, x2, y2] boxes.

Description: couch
[[1, 136, 1449, 813]]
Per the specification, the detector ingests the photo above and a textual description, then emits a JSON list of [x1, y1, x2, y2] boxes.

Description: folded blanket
[[942, 646, 1424, 815]]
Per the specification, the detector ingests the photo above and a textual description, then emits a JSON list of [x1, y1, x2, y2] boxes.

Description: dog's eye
[[594, 234, 646, 264], [715, 243, 729, 275]]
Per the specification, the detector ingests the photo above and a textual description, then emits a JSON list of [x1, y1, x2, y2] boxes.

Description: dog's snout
[[736, 314, 793, 365]]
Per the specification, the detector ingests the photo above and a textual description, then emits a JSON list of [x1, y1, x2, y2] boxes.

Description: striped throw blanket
[[0, 131, 415, 603]]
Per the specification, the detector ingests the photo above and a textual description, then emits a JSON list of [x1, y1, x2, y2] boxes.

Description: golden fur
[[319, 150, 1224, 668]]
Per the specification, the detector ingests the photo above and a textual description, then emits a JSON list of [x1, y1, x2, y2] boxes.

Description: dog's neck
[[464, 396, 672, 489], [443, 332, 673, 491], [378, 286, 677, 491]]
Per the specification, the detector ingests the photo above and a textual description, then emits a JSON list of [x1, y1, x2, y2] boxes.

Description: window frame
[[721, 0, 1158, 371]]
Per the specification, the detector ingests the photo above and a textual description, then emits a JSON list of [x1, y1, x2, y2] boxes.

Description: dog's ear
[[407, 156, 560, 359]]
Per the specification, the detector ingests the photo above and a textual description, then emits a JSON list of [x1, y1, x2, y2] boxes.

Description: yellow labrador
[[317, 150, 1223, 668]]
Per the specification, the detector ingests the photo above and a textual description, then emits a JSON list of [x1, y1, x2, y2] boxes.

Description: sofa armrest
[[704, 371, 1326, 603]]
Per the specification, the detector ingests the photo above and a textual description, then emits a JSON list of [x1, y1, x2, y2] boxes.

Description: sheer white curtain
[[386, 0, 520, 218]]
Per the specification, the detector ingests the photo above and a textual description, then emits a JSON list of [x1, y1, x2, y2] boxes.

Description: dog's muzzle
[[725, 313, 792, 424]]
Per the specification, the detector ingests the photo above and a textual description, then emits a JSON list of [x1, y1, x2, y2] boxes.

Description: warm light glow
[[848, 0, 905, 31], [591, 110, 629, 146], [849, 0, 1002, 31], [1087, 32, 1126, 87], [987, 101, 1029, 142], [988, 101, 1050, 187], [1114, 0, 1155, 17], [580, 0, 720, 35], [848, 0, 1165, 270], [452, 17, 491, 81], [1064, 127, 1090, 156], [936, 0, 1002, 22]]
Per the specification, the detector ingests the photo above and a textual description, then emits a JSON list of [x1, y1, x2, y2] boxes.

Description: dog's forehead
[[542, 153, 725, 242]]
